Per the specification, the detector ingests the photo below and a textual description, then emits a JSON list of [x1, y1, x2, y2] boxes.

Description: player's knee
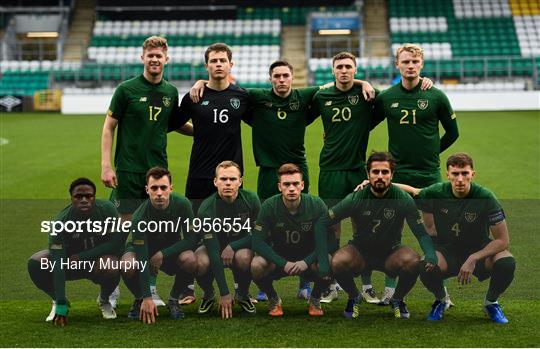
[[234, 249, 253, 271], [95, 256, 120, 279], [331, 254, 349, 274], [28, 250, 50, 275], [179, 251, 197, 274], [250, 257, 268, 280], [120, 254, 137, 278], [401, 253, 420, 273], [196, 253, 210, 276], [492, 256, 516, 278]]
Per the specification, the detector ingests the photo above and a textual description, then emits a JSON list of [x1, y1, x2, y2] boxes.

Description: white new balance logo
[[391, 102, 399, 108]]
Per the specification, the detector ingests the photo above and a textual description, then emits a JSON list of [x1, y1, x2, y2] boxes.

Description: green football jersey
[[198, 189, 260, 250], [108, 75, 179, 173], [328, 184, 436, 264], [312, 85, 377, 170], [248, 87, 319, 168], [374, 82, 457, 177], [252, 193, 331, 276], [417, 182, 505, 252], [48, 199, 120, 303], [198, 189, 260, 295], [131, 192, 196, 298], [49, 199, 121, 259]]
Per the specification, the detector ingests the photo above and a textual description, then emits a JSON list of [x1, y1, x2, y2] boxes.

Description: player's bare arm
[[421, 212, 437, 237], [100, 115, 118, 188], [458, 220, 510, 285], [175, 122, 194, 136]]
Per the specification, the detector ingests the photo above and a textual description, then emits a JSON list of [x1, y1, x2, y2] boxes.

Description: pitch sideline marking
[[0, 138, 9, 146]]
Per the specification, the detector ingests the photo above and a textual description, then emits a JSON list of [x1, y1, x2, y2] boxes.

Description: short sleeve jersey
[[48, 200, 119, 256], [249, 87, 319, 168], [417, 182, 505, 251], [107, 75, 179, 173], [131, 192, 194, 256], [374, 82, 456, 175], [254, 193, 327, 260], [197, 189, 260, 250], [328, 184, 424, 253], [312, 85, 377, 170], [177, 84, 250, 179]]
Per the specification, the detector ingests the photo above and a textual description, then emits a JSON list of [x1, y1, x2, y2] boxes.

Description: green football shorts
[[318, 168, 367, 207], [110, 171, 147, 214]]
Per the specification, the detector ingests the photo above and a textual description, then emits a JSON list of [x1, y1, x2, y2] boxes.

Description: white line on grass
[[0, 138, 9, 145]]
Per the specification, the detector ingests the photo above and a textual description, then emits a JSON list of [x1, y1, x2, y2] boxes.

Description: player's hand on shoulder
[[189, 80, 206, 103], [221, 245, 234, 267], [420, 77, 434, 90], [101, 167, 117, 188], [140, 297, 158, 324], [354, 179, 370, 192], [361, 81, 376, 102], [219, 294, 233, 319]]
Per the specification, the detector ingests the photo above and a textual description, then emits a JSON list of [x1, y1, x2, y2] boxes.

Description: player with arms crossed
[[251, 163, 333, 317], [397, 153, 515, 323], [330, 152, 437, 319], [28, 178, 122, 325], [195, 161, 261, 318], [120, 167, 197, 323], [372, 43, 459, 305]]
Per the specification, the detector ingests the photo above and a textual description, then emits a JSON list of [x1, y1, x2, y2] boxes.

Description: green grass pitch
[[0, 110, 539, 347]]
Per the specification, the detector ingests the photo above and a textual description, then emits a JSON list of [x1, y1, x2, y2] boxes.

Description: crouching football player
[[251, 163, 332, 317], [28, 178, 122, 325], [397, 153, 515, 323], [195, 161, 260, 318], [121, 167, 197, 323], [330, 152, 437, 319]]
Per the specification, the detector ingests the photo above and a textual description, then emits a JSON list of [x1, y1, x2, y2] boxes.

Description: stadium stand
[[1, 0, 539, 99], [309, 0, 539, 90]]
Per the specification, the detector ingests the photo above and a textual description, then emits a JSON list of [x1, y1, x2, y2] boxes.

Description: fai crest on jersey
[[417, 99, 428, 110], [238, 212, 250, 221], [289, 101, 299, 111], [384, 208, 395, 220], [465, 212, 477, 223], [230, 98, 241, 109], [348, 95, 359, 105], [162, 96, 171, 107], [301, 221, 312, 232]]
